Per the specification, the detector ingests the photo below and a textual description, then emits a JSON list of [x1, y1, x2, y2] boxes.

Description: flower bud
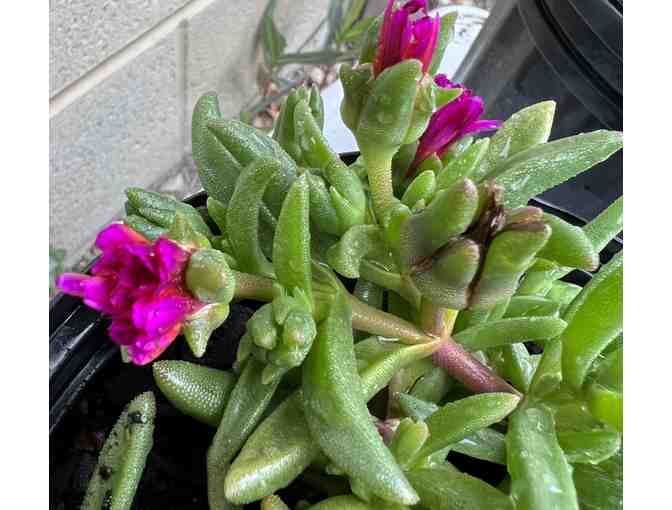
[[339, 63, 373, 133], [397, 178, 479, 268], [410, 238, 482, 310], [470, 222, 552, 309], [185, 248, 235, 305], [236, 293, 317, 384]]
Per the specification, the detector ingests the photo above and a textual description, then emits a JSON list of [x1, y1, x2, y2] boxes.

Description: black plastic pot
[[50, 153, 622, 506], [454, 0, 622, 221]]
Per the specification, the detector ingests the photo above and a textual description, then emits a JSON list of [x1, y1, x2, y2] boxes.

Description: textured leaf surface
[[491, 131, 623, 209]]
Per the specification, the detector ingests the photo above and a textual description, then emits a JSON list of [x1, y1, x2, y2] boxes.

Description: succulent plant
[[59, 2, 622, 509]]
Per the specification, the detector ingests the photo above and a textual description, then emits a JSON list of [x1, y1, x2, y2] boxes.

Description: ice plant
[[374, 0, 441, 76], [57, 224, 203, 365], [65, 8, 623, 510], [410, 75, 502, 173]]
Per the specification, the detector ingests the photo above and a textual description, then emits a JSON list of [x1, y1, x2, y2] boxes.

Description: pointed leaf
[[273, 174, 312, 299], [82, 392, 155, 510], [573, 450, 622, 510], [561, 252, 623, 390], [417, 393, 520, 459], [227, 159, 279, 276], [538, 213, 599, 271], [153, 361, 235, 427], [454, 316, 567, 351], [407, 466, 512, 510], [507, 405, 579, 510], [477, 101, 556, 181], [584, 196, 623, 253], [326, 225, 388, 279], [491, 130, 623, 209]]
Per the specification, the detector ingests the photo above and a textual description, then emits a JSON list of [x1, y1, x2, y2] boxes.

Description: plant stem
[[232, 271, 275, 301], [348, 297, 432, 344], [233, 270, 432, 343], [362, 150, 397, 220], [232, 270, 520, 395], [420, 299, 520, 396], [419, 299, 449, 338], [433, 340, 521, 396]]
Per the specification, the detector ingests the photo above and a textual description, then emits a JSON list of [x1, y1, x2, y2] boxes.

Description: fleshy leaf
[[490, 130, 623, 209]]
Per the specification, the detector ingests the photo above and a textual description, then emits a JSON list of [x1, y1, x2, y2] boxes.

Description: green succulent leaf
[[81, 392, 155, 510], [507, 405, 579, 510], [416, 393, 520, 461], [454, 316, 567, 351], [586, 383, 623, 433], [398, 178, 479, 268], [306, 495, 378, 509], [538, 213, 599, 271], [402, 170, 436, 209], [557, 429, 621, 465], [357, 59, 422, 159], [407, 465, 513, 510], [437, 138, 490, 191], [123, 214, 166, 240], [389, 418, 430, 470], [327, 225, 389, 279], [153, 361, 235, 427], [227, 159, 280, 276], [302, 293, 419, 505], [261, 495, 291, 510], [573, 449, 622, 510], [476, 101, 556, 181], [584, 195, 623, 253], [208, 359, 281, 510], [273, 174, 313, 301], [504, 296, 561, 318], [470, 222, 552, 309], [225, 339, 439, 505], [561, 252, 623, 390], [207, 117, 298, 216], [490, 130, 623, 209]]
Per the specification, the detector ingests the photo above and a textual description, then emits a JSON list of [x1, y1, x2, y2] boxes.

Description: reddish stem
[[433, 339, 521, 396]]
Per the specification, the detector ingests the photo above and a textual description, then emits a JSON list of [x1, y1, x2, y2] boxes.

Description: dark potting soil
[[50, 301, 507, 509], [50, 303, 253, 510]]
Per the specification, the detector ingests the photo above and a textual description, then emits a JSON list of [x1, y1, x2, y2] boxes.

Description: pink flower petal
[[435, 74, 456, 89], [375, 0, 435, 76], [132, 293, 193, 337], [57, 273, 89, 297], [403, 0, 426, 14], [403, 14, 440, 73], [60, 221, 203, 366], [108, 318, 139, 346], [409, 81, 502, 174], [81, 276, 113, 312], [125, 242, 158, 275], [127, 323, 181, 366], [461, 119, 503, 136], [155, 237, 191, 284], [95, 223, 147, 252]]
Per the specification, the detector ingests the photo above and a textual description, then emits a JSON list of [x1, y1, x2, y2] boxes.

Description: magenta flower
[[409, 75, 502, 174], [57, 224, 203, 365], [374, 0, 440, 77]]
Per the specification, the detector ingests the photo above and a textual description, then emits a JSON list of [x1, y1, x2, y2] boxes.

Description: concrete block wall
[[50, 0, 329, 268]]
